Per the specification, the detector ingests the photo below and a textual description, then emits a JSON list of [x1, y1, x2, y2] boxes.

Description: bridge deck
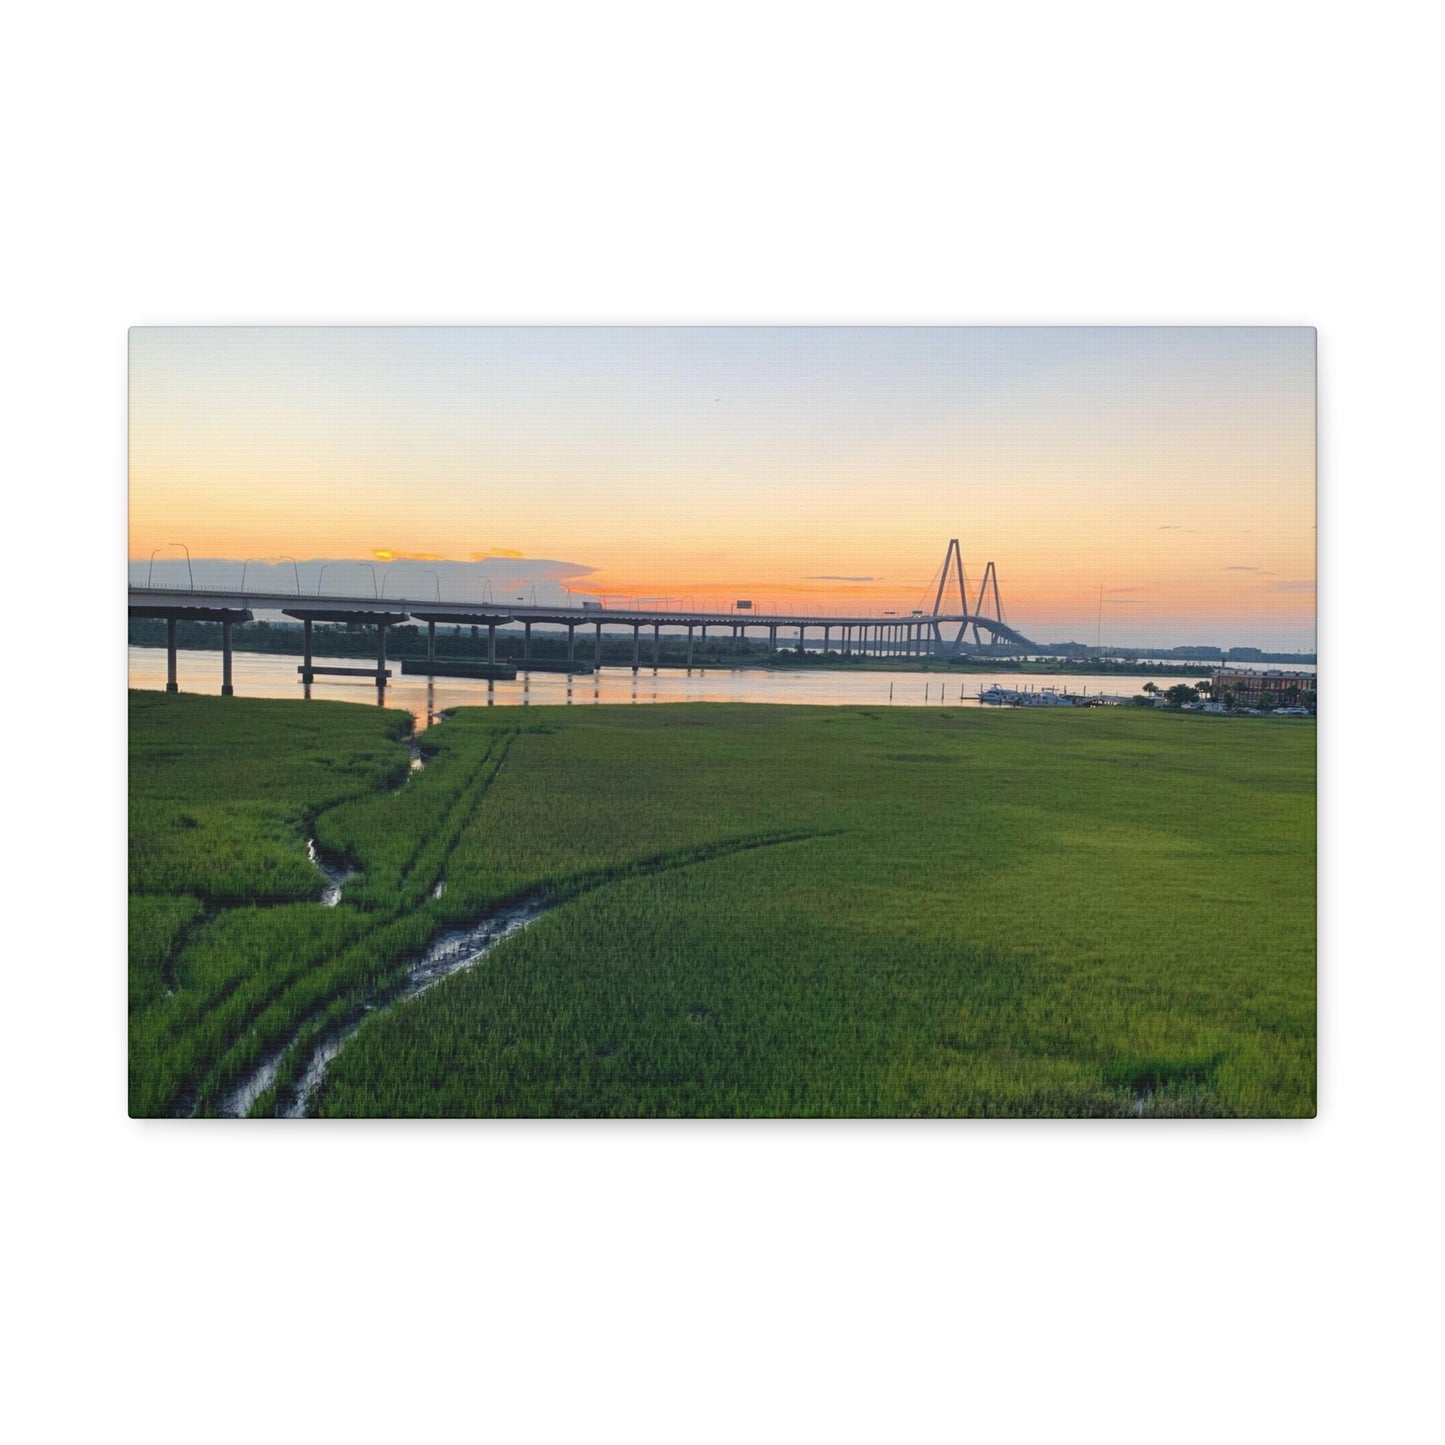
[[129, 587, 1033, 645]]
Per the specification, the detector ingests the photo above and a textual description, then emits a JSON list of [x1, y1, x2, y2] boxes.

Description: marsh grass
[[129, 694, 1315, 1117]]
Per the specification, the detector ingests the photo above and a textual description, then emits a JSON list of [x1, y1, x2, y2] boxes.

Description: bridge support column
[[769, 624, 776, 652], [686, 625, 694, 667], [426, 619, 435, 666], [302, 618, 314, 682], [523, 621, 532, 660], [652, 624, 660, 666], [798, 625, 805, 653], [166, 617, 178, 692], [632, 625, 640, 669], [487, 623, 497, 663], [221, 619, 234, 695], [595, 621, 604, 667], [823, 625, 831, 654], [377, 622, 388, 688], [567, 624, 576, 663]]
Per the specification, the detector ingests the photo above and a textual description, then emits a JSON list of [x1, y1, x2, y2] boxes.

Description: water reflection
[[128, 645, 1300, 733]]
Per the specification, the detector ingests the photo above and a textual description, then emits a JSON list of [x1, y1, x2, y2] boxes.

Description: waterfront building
[[1210, 668, 1316, 709]]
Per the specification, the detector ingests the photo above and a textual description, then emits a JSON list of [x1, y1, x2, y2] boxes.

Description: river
[[128, 645, 1310, 731]]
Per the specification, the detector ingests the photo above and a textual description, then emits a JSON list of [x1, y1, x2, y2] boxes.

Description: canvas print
[[128, 326, 1316, 1118]]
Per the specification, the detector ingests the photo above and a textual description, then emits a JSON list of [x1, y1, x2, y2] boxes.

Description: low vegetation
[[129, 692, 1316, 1118]]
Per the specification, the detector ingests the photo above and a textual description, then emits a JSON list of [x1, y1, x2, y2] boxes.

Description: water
[[276, 899, 549, 1119], [307, 838, 356, 906], [129, 645, 1258, 731]]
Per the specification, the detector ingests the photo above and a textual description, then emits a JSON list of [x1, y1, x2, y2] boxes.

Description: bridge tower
[[929, 539, 1010, 656]]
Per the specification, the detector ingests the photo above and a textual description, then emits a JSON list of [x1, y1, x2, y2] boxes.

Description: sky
[[129, 326, 1316, 648]]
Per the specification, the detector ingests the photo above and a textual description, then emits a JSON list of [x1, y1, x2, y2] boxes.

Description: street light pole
[[278, 555, 300, 593], [148, 547, 161, 587], [362, 563, 378, 598], [170, 543, 193, 590]]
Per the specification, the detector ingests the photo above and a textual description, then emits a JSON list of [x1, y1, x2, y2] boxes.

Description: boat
[[978, 685, 1077, 707]]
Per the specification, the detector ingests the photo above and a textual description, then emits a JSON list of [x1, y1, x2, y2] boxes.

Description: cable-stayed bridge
[[129, 539, 1034, 693]]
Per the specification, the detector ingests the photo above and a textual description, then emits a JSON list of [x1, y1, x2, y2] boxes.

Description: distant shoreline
[[125, 632, 1276, 680], [127, 624, 1312, 679]]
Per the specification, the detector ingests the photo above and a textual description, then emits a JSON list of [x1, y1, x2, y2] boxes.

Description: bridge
[[129, 539, 1034, 693]]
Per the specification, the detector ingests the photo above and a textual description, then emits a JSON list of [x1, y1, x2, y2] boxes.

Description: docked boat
[[979, 685, 1078, 707]]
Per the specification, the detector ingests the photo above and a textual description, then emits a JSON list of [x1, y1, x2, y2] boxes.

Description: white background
[[5, 3, 1438, 1441]]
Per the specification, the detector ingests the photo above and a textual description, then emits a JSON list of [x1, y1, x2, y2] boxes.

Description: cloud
[[804, 574, 875, 582], [1105, 598, 1142, 604], [372, 548, 445, 562], [1224, 565, 1259, 571], [469, 547, 526, 560], [1268, 580, 1316, 593], [1157, 525, 1182, 530]]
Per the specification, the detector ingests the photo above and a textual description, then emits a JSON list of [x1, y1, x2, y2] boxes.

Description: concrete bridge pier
[[426, 619, 436, 666], [769, 624, 777, 652], [377, 622, 388, 688], [595, 621, 604, 667], [567, 623, 576, 663], [523, 621, 532, 661], [652, 624, 661, 666], [221, 619, 235, 695], [632, 624, 641, 670], [686, 625, 695, 667], [823, 625, 831, 653], [487, 623, 497, 664], [166, 618, 178, 691]]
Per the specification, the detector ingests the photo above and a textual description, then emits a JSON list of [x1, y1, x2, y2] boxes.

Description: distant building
[[1211, 668, 1316, 709]]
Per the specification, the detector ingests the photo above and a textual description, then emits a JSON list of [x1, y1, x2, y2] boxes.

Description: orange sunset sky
[[129, 327, 1316, 649]]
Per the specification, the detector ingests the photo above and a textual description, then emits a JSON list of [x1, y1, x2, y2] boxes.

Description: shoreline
[[124, 637, 1285, 680]]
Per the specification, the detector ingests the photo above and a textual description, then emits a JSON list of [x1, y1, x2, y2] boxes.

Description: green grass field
[[129, 691, 1315, 1117]]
